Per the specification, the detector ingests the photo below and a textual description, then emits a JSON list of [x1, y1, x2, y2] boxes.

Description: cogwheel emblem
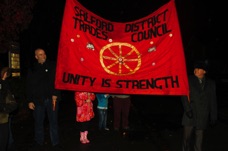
[[100, 42, 141, 76]]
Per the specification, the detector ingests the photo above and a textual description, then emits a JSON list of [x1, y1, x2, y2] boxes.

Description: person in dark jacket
[[26, 48, 62, 150], [181, 62, 217, 151], [0, 67, 17, 151]]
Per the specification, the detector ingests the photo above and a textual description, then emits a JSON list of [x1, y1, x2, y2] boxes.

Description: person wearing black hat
[[181, 62, 217, 151]]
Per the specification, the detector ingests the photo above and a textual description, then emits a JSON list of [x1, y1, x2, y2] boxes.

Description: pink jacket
[[74, 92, 95, 122]]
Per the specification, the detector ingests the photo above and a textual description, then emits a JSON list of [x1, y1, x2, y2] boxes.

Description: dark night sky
[[19, 0, 227, 75]]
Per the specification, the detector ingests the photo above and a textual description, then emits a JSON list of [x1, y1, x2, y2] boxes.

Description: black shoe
[[53, 144, 64, 151]]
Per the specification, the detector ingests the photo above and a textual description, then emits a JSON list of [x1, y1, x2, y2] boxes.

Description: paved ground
[[10, 91, 228, 151]]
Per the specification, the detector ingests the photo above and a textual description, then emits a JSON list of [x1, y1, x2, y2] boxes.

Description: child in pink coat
[[74, 92, 95, 144]]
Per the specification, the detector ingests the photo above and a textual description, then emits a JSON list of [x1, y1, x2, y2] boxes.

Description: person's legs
[[33, 104, 45, 145], [0, 123, 9, 151], [46, 99, 60, 146], [80, 121, 90, 143], [122, 97, 131, 129], [194, 129, 203, 151], [8, 115, 14, 145], [97, 108, 104, 130], [182, 126, 193, 151], [113, 98, 121, 130], [8, 115, 16, 150], [103, 109, 108, 129], [80, 121, 89, 132]]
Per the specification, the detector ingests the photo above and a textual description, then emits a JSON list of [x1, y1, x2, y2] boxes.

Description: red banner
[[55, 0, 189, 95]]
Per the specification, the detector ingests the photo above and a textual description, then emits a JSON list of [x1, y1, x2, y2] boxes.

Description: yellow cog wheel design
[[100, 42, 141, 76]]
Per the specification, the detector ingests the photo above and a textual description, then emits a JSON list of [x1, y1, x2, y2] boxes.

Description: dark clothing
[[79, 121, 90, 132], [0, 123, 9, 151], [113, 96, 131, 130], [26, 60, 61, 146], [0, 80, 9, 103], [33, 98, 59, 145], [0, 80, 17, 112], [181, 75, 217, 151], [183, 126, 203, 151], [26, 60, 60, 104], [181, 75, 217, 129], [0, 79, 17, 151]]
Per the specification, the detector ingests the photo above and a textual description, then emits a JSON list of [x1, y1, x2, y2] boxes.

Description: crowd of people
[[0, 48, 132, 151], [0, 48, 218, 151]]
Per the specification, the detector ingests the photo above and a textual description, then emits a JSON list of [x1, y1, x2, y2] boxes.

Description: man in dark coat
[[181, 62, 217, 151], [26, 48, 62, 150]]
